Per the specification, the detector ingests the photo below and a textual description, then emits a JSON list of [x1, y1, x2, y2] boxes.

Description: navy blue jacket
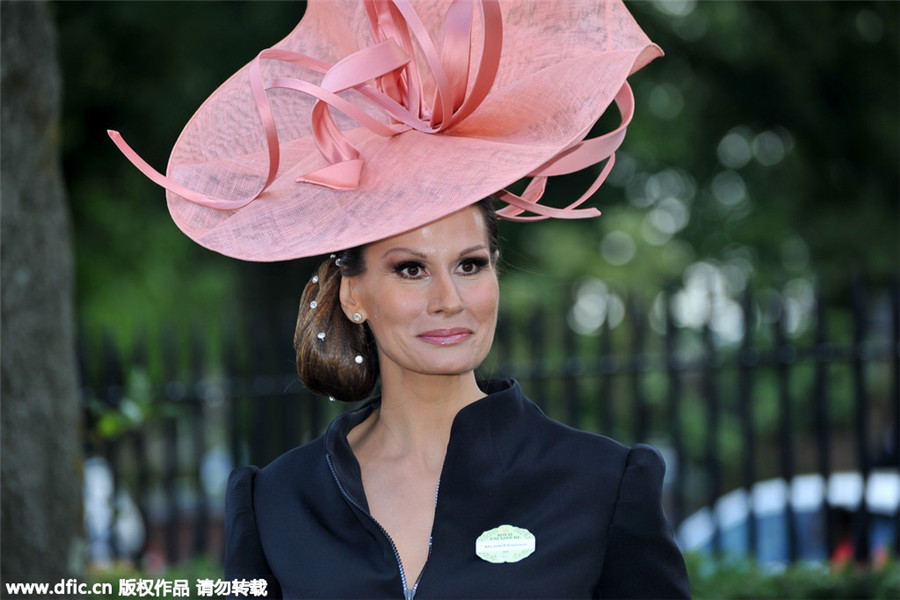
[[225, 379, 690, 599]]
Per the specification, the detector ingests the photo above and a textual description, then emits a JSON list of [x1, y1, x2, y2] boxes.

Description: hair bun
[[294, 257, 378, 403]]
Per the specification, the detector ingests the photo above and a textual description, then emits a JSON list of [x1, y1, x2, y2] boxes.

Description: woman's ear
[[339, 276, 364, 322]]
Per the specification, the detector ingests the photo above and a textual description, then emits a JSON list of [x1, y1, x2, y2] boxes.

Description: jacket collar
[[324, 378, 530, 512]]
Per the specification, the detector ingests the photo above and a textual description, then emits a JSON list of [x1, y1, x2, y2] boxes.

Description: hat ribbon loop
[[260, 44, 412, 190], [104, 48, 304, 211], [288, 0, 501, 189], [496, 82, 635, 221], [361, 0, 500, 130], [273, 0, 501, 189]]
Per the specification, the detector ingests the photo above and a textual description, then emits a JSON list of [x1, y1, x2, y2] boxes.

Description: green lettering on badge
[[475, 524, 536, 564]]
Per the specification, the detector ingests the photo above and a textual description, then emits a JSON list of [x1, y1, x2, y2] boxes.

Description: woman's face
[[341, 205, 499, 381]]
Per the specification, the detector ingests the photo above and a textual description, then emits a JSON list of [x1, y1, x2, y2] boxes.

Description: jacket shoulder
[[519, 401, 632, 475], [595, 443, 691, 598], [224, 466, 283, 598], [253, 435, 328, 497]]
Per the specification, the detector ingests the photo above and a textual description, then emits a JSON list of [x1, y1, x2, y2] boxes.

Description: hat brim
[[163, 0, 661, 261]]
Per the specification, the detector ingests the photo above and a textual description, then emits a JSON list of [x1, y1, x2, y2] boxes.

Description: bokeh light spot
[[601, 231, 637, 266], [717, 129, 753, 169]]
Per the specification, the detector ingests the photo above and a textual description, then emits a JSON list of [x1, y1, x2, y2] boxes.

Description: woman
[[226, 199, 689, 598], [110, 0, 689, 597]]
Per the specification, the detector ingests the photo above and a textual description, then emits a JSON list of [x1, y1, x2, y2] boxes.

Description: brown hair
[[294, 198, 499, 402]]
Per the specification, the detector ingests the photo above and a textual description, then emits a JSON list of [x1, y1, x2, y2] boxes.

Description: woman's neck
[[349, 370, 485, 469]]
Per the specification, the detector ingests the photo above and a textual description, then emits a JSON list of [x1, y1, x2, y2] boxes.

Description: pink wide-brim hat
[[110, 0, 661, 262]]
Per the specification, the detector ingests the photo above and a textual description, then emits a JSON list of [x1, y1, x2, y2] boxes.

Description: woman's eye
[[395, 262, 425, 279], [458, 257, 489, 275]]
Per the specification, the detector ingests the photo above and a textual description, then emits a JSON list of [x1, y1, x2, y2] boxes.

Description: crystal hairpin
[[312, 275, 319, 284], [317, 332, 325, 340], [355, 355, 364, 364], [310, 301, 318, 309]]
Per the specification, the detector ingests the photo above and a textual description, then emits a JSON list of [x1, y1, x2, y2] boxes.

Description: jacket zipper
[[406, 480, 440, 599], [326, 453, 440, 600], [326, 454, 414, 599]]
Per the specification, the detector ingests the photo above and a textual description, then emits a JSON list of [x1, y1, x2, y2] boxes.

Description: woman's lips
[[417, 328, 473, 345]]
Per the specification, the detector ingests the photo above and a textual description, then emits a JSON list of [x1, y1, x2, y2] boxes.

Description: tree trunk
[[1, 0, 84, 589]]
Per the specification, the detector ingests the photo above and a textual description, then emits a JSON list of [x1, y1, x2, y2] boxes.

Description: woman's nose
[[428, 271, 464, 315]]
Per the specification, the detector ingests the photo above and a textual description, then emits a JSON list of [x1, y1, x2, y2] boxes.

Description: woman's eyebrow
[[380, 244, 488, 261], [380, 247, 427, 260], [457, 244, 488, 258]]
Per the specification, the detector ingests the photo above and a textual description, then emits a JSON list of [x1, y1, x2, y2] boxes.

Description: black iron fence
[[79, 276, 900, 568]]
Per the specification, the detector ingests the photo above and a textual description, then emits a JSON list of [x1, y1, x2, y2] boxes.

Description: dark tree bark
[[1, 0, 84, 589]]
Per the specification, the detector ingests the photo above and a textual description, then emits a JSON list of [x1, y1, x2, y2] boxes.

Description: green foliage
[[84, 368, 156, 442], [82, 365, 205, 445], [686, 553, 900, 600]]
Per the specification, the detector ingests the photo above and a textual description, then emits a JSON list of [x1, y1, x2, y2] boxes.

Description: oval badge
[[475, 524, 536, 564]]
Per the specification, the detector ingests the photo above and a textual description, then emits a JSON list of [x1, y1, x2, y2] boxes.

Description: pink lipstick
[[418, 328, 472, 345]]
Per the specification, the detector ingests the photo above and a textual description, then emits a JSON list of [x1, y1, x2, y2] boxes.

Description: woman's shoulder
[[224, 435, 329, 506], [498, 382, 623, 450], [528, 409, 661, 481], [483, 379, 664, 482], [531, 406, 629, 451], [254, 434, 328, 486], [537, 412, 666, 471]]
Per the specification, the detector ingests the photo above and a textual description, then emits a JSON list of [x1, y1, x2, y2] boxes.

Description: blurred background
[[2, 1, 898, 597]]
